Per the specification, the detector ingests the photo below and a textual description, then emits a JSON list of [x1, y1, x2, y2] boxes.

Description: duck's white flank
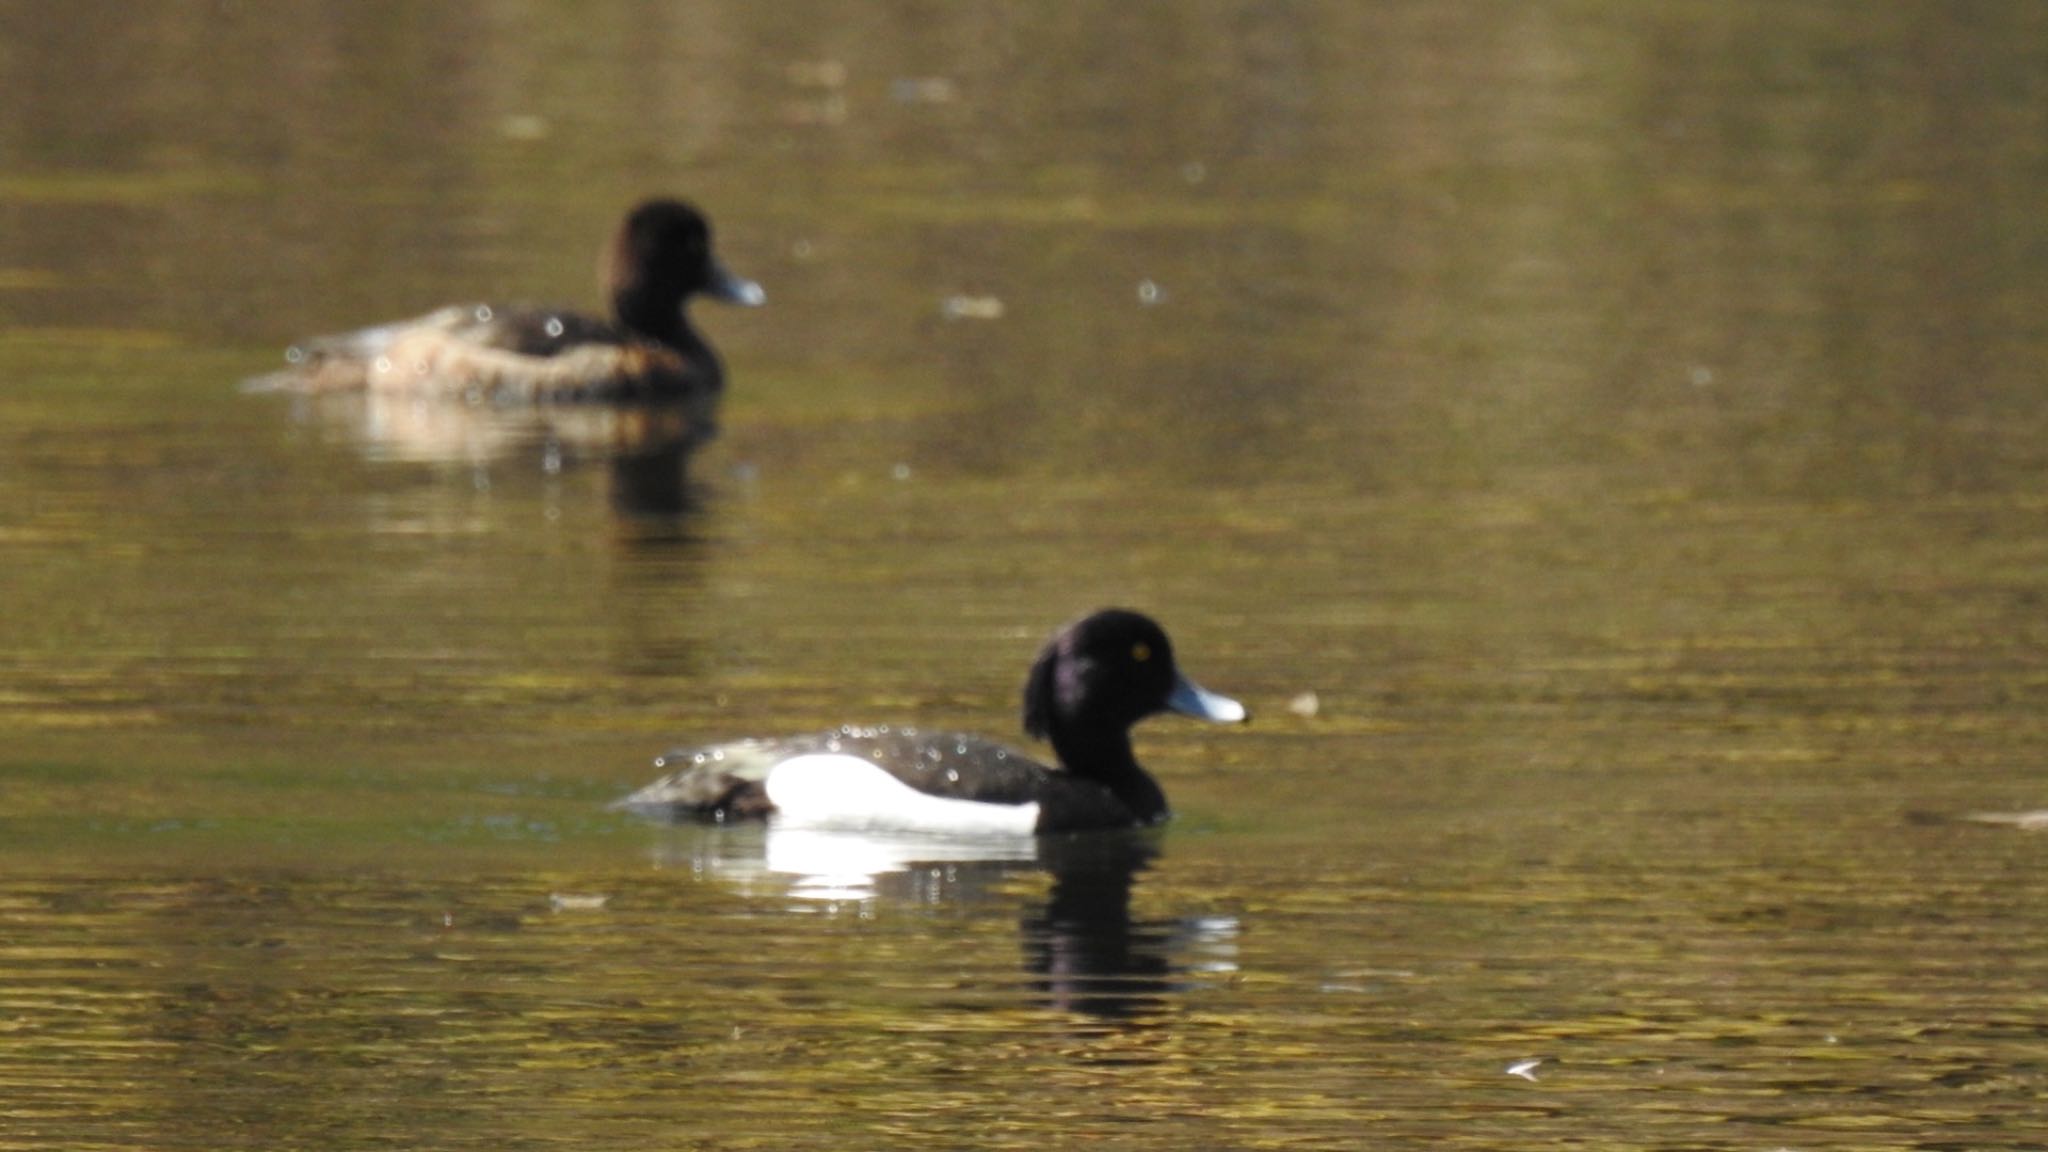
[[763, 753, 1042, 835]]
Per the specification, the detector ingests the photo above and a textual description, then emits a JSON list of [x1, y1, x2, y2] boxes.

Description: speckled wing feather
[[249, 304, 697, 402], [613, 726, 1082, 822]]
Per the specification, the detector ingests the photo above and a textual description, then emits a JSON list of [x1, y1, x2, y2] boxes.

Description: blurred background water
[[3, 2, 2047, 1148]]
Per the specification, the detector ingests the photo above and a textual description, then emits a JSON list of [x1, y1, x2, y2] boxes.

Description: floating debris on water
[[549, 892, 611, 912], [891, 76, 958, 104], [1506, 1059, 1542, 1081], [1960, 809, 2048, 830], [941, 295, 1005, 321], [499, 114, 549, 141], [1287, 691, 1320, 718]]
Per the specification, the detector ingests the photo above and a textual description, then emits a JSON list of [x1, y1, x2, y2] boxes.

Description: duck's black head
[[607, 198, 764, 341], [1022, 609, 1246, 754]]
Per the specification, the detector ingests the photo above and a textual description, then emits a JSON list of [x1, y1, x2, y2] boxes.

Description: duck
[[614, 609, 1247, 835], [247, 197, 762, 404]]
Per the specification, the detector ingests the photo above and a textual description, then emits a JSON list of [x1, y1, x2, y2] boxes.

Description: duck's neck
[[613, 285, 691, 347], [613, 288, 722, 394], [1050, 728, 1169, 824]]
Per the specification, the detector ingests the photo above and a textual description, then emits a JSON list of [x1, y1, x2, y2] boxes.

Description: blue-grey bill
[[1168, 674, 1248, 723], [709, 260, 767, 307]]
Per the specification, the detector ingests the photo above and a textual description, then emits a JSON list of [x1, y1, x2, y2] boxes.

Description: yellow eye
[[1131, 642, 1152, 663]]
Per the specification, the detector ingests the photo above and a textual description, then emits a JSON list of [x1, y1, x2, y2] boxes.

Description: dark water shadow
[[1022, 832, 1238, 1021], [640, 824, 1236, 1022]]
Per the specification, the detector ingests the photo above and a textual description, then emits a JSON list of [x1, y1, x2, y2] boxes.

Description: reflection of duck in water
[[248, 197, 762, 408], [616, 609, 1247, 834], [644, 824, 1236, 1021], [272, 387, 713, 518], [1025, 833, 1168, 1018]]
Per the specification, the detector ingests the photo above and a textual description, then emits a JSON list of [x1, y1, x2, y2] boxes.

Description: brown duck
[[250, 198, 762, 404]]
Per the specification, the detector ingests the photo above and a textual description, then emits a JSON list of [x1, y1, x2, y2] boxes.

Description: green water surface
[[3, 3, 2047, 1149]]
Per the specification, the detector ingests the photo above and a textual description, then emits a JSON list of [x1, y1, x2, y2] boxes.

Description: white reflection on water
[[762, 826, 1039, 902]]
